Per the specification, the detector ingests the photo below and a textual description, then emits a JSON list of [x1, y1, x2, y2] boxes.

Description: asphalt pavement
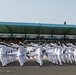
[[0, 59, 76, 75]]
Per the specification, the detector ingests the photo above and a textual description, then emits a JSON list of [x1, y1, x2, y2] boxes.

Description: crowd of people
[[0, 38, 76, 67]]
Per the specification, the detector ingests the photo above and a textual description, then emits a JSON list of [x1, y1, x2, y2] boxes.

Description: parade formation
[[0, 40, 76, 67]]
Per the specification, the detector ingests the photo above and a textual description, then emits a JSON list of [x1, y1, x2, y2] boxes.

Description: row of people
[[0, 42, 27, 66], [0, 41, 76, 66], [26, 42, 76, 66]]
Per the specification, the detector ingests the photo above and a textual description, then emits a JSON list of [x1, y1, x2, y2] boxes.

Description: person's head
[[17, 41, 21, 45], [39, 42, 42, 46]]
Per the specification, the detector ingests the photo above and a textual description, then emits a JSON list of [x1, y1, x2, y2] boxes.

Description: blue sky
[[0, 0, 76, 24]]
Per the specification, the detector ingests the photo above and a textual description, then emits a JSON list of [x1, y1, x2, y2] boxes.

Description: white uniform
[[27, 45, 43, 66], [45, 46, 56, 63], [0, 45, 8, 66], [17, 45, 27, 66], [35, 46, 43, 66], [56, 46, 63, 65]]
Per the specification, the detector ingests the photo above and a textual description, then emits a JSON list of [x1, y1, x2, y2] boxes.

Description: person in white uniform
[[55, 42, 63, 65], [16, 41, 27, 66], [27, 42, 43, 66], [0, 44, 8, 66], [10, 41, 27, 66]]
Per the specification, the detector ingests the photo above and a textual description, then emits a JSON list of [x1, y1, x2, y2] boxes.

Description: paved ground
[[0, 60, 76, 75]]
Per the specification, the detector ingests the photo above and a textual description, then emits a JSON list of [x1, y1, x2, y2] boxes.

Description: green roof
[[0, 22, 76, 35]]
